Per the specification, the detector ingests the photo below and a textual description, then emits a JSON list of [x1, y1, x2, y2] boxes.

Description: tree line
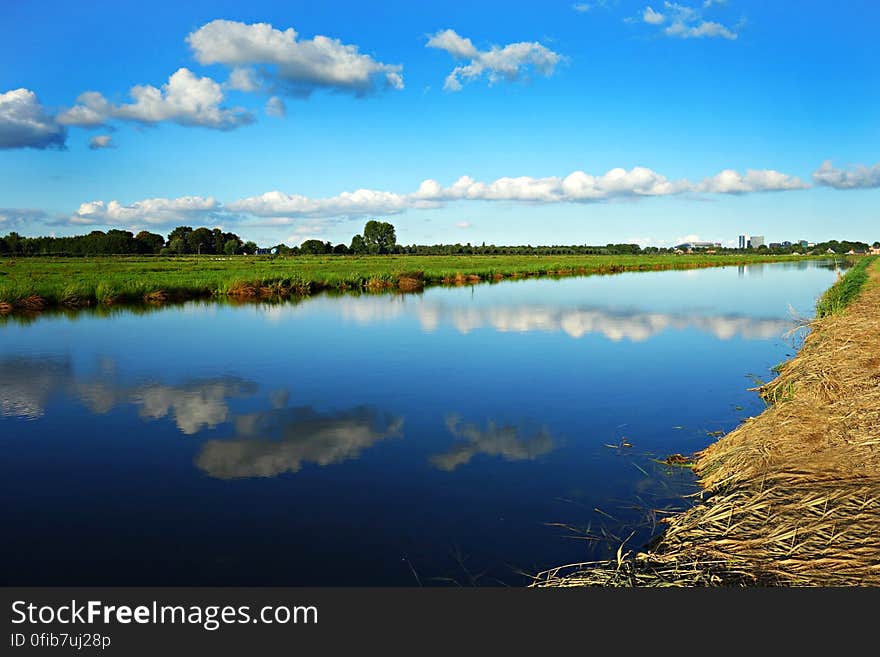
[[1, 219, 876, 257], [0, 227, 257, 256]]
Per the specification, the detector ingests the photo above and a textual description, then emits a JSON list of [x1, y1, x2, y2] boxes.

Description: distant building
[[799, 240, 809, 248], [675, 241, 722, 252], [738, 235, 747, 249], [748, 235, 765, 249], [769, 243, 782, 249], [782, 241, 792, 248]]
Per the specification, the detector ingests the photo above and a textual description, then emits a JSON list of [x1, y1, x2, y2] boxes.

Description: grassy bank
[[534, 256, 879, 587], [816, 255, 874, 317], [0, 253, 828, 313]]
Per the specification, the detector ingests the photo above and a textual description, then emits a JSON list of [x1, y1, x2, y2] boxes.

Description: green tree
[[223, 240, 238, 255], [300, 239, 330, 255], [363, 220, 396, 254], [168, 237, 186, 254], [167, 226, 193, 249], [189, 227, 214, 254], [135, 231, 165, 253], [349, 234, 368, 254], [242, 241, 258, 255]]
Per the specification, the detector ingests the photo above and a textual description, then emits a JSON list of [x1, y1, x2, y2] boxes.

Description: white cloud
[[186, 19, 403, 97], [426, 29, 563, 92], [226, 67, 261, 92], [572, 0, 612, 11], [66, 164, 809, 230], [665, 19, 736, 39], [265, 96, 286, 117], [224, 165, 807, 220], [812, 160, 880, 190], [697, 169, 808, 193], [456, 220, 472, 229], [58, 68, 254, 130], [638, 1, 739, 40], [0, 207, 50, 228], [643, 6, 666, 24], [227, 188, 431, 219], [0, 88, 66, 150], [88, 134, 114, 150], [72, 195, 220, 227]]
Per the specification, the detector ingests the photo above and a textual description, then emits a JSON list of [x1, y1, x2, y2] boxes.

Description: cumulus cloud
[[426, 29, 563, 91], [68, 163, 808, 229], [72, 195, 220, 227], [697, 169, 808, 193], [638, 1, 739, 40], [227, 165, 806, 219], [226, 67, 261, 92], [812, 160, 880, 190], [58, 68, 254, 130], [89, 134, 114, 150], [265, 96, 286, 117], [0, 88, 66, 150], [227, 188, 429, 219], [186, 19, 403, 97]]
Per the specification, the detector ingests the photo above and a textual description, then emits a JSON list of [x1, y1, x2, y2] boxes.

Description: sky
[[1, 0, 878, 248]]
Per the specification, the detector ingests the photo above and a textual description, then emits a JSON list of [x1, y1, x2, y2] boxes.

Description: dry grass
[[535, 258, 880, 587]]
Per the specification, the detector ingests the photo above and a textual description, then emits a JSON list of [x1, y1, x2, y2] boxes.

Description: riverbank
[[0, 253, 829, 314], [533, 256, 880, 586]]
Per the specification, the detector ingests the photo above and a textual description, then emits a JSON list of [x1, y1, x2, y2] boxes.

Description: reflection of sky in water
[[0, 261, 841, 585]]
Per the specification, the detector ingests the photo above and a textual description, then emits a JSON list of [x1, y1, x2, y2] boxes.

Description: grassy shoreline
[[0, 253, 832, 314], [534, 256, 879, 587]]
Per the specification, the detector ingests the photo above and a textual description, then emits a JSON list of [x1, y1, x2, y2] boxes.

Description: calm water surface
[[0, 261, 843, 585]]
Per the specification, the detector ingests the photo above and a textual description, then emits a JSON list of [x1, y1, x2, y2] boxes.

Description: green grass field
[[0, 253, 838, 312], [815, 255, 878, 317]]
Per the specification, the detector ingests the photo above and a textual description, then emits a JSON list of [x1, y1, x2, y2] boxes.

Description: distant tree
[[135, 231, 165, 254], [363, 220, 396, 254], [189, 227, 214, 254], [4, 232, 22, 255], [242, 241, 258, 255], [332, 243, 350, 255], [873, 241, 880, 249], [349, 234, 368, 254], [168, 237, 186, 255], [223, 240, 238, 255], [211, 228, 225, 254], [274, 243, 293, 256], [300, 239, 330, 255], [167, 226, 193, 247]]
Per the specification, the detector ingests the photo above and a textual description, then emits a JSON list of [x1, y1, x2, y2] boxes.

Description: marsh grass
[[0, 253, 834, 314]]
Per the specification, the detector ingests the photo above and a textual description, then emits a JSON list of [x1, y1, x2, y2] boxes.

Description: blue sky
[[1, 0, 878, 247]]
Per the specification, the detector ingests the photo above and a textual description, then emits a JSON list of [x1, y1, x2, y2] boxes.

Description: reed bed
[[534, 256, 880, 587]]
